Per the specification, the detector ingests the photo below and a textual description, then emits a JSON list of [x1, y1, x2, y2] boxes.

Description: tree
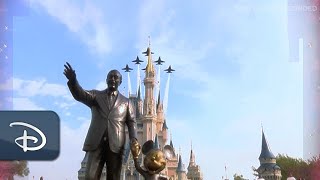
[[252, 154, 320, 179], [13, 161, 30, 177], [0, 161, 29, 179], [276, 154, 311, 179], [308, 155, 320, 179], [233, 173, 246, 180]]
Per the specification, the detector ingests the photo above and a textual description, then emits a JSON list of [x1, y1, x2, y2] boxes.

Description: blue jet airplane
[[154, 57, 165, 65], [164, 65, 175, 73], [122, 64, 133, 72]]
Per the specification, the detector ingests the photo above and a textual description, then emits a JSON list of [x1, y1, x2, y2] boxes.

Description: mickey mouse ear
[[163, 145, 175, 160], [142, 140, 154, 155]]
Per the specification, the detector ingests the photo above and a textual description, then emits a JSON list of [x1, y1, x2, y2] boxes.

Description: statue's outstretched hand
[[130, 139, 141, 160], [63, 62, 76, 82]]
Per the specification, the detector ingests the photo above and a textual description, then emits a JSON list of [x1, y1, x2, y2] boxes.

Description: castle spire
[[176, 154, 185, 173], [162, 119, 169, 130], [189, 141, 195, 167], [157, 90, 161, 109], [257, 128, 282, 179], [259, 129, 275, 159], [154, 134, 160, 149], [137, 85, 141, 100], [145, 37, 155, 74], [170, 133, 174, 148]]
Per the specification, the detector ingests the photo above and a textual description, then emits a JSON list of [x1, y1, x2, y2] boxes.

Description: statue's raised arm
[[63, 62, 95, 107], [63, 62, 76, 83]]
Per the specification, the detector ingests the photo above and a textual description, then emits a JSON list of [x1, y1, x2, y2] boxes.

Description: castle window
[[137, 124, 143, 128]]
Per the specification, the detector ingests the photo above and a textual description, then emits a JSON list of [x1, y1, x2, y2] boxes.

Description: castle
[[256, 129, 282, 180], [78, 44, 203, 180]]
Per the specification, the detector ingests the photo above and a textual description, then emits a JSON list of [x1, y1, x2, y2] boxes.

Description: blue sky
[[2, 0, 304, 179]]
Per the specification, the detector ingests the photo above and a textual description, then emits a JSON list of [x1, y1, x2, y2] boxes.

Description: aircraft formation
[[122, 47, 174, 74]]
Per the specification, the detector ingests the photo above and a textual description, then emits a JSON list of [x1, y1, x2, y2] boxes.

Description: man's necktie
[[109, 92, 115, 107]]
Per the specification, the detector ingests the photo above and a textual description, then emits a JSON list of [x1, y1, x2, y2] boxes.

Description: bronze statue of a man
[[64, 62, 139, 180]]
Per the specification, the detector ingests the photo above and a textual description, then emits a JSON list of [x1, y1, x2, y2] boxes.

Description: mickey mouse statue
[[131, 139, 174, 180]]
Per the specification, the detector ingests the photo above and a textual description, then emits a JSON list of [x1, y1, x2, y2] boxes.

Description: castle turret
[[155, 90, 168, 147], [156, 90, 161, 111], [187, 143, 203, 180], [154, 134, 160, 149], [176, 155, 187, 180], [170, 134, 175, 154], [156, 91, 165, 131], [161, 119, 168, 146], [136, 85, 143, 118], [142, 43, 158, 142], [166, 135, 178, 179], [143, 45, 156, 116], [170, 137, 174, 149], [257, 129, 282, 180]]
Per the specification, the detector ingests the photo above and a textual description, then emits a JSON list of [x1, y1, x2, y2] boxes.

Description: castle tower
[[189, 143, 195, 167], [156, 91, 164, 131], [176, 155, 187, 180], [156, 91, 168, 147], [166, 135, 178, 179], [161, 119, 168, 146], [257, 129, 282, 180], [170, 134, 175, 152], [187, 143, 203, 180], [136, 85, 143, 118], [154, 134, 160, 149], [142, 44, 158, 143]]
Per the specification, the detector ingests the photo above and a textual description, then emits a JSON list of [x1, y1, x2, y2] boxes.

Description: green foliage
[[276, 154, 320, 179], [233, 173, 246, 180], [276, 154, 310, 179], [13, 161, 30, 177]]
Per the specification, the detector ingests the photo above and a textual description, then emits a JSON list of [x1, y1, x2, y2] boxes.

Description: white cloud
[[13, 77, 76, 111], [29, 0, 111, 57], [13, 97, 44, 110], [54, 101, 76, 110], [13, 78, 68, 97]]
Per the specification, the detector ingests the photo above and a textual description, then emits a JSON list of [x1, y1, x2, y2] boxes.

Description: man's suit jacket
[[67, 80, 137, 154]]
